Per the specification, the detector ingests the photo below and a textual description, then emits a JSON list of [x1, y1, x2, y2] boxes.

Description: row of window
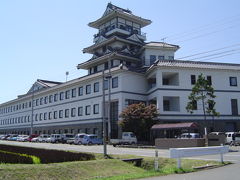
[[0, 104, 100, 126], [0, 77, 118, 115], [150, 55, 174, 65], [191, 75, 238, 86]]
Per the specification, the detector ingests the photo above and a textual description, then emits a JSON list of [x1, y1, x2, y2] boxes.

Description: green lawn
[[0, 153, 227, 180]]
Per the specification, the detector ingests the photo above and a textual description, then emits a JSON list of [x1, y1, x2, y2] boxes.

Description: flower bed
[[0, 144, 95, 163]]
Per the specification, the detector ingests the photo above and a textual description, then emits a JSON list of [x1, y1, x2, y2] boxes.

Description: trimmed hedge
[[0, 151, 33, 164], [0, 144, 95, 163]]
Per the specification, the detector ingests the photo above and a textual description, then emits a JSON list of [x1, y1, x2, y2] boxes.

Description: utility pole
[[102, 70, 107, 157]]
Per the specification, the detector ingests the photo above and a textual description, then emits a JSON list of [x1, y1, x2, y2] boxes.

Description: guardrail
[[170, 146, 229, 168]]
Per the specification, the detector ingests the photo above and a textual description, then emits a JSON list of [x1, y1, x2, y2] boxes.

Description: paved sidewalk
[[142, 163, 239, 180]]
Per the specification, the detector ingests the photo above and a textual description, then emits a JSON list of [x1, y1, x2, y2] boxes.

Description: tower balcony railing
[[93, 24, 146, 43]]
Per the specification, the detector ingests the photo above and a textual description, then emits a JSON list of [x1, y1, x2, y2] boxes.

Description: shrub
[[0, 151, 33, 164], [0, 144, 95, 163]]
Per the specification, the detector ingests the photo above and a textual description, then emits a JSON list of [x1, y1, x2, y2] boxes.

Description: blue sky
[[0, 0, 240, 104]]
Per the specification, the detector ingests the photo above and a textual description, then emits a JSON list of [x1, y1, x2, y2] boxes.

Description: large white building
[[0, 3, 240, 137]]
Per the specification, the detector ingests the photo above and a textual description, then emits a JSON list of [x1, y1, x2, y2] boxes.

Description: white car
[[225, 132, 235, 144], [31, 137, 40, 142], [17, 135, 29, 142], [180, 133, 200, 139], [38, 134, 50, 143]]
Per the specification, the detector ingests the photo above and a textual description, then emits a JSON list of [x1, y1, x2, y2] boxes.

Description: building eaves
[[89, 9, 151, 29], [77, 52, 140, 69], [83, 36, 143, 54], [144, 41, 180, 50], [147, 59, 240, 73]]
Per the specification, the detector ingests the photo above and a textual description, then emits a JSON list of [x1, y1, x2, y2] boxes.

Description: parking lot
[[1, 140, 240, 163]]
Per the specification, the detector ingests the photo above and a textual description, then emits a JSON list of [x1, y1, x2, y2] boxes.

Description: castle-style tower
[[77, 3, 152, 74]]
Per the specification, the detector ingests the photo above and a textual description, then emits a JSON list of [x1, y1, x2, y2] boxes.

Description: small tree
[[119, 103, 159, 141], [186, 74, 219, 135]]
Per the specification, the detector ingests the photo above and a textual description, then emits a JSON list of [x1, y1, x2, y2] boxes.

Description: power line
[[161, 14, 240, 42], [178, 43, 240, 59], [193, 51, 240, 61], [173, 23, 240, 44]]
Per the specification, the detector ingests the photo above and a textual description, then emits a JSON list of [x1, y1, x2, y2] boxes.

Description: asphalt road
[[1, 140, 240, 180]]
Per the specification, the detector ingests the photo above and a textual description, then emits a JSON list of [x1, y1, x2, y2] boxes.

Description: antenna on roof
[[65, 71, 69, 82], [161, 37, 167, 47]]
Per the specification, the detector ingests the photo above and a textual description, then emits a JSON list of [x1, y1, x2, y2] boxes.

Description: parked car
[[180, 133, 200, 139], [110, 132, 137, 146], [66, 137, 75, 144], [17, 135, 29, 142], [225, 132, 235, 144], [31, 137, 40, 142], [74, 133, 86, 145], [8, 134, 18, 141], [27, 134, 39, 142], [38, 134, 50, 143], [50, 134, 62, 143], [1, 134, 10, 140], [61, 134, 75, 143], [82, 134, 102, 145]]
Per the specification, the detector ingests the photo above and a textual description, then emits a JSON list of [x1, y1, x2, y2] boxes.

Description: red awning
[[151, 122, 198, 130]]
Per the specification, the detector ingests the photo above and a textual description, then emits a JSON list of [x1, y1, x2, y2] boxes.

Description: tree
[[119, 103, 159, 141], [186, 74, 219, 135]]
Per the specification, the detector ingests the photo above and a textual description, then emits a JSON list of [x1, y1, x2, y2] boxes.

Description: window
[[60, 92, 64, 100], [39, 113, 42, 121], [65, 109, 69, 118], [207, 76, 212, 85], [36, 99, 39, 106], [163, 100, 170, 111], [191, 75, 196, 85], [168, 56, 174, 60], [78, 107, 83, 116], [158, 56, 164, 60], [104, 62, 109, 70], [231, 99, 238, 115], [78, 87, 83, 96], [35, 114, 38, 121], [94, 66, 98, 73], [85, 105, 91, 115], [44, 112, 47, 120], [59, 110, 63, 118], [150, 55, 156, 65], [230, 77, 237, 86], [112, 77, 118, 88], [54, 93, 58, 102], [44, 96, 48, 104], [72, 88, 76, 97], [94, 82, 99, 92], [48, 112, 52, 120], [49, 95, 53, 103], [54, 111, 58, 119], [86, 85, 91, 94], [104, 80, 108, 90], [71, 108, 76, 117], [192, 100, 197, 110], [40, 98, 43, 105], [94, 104, 99, 114], [65, 90, 70, 99]]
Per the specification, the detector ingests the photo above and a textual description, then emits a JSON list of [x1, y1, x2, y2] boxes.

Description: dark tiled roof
[[151, 122, 198, 130], [107, 3, 132, 14]]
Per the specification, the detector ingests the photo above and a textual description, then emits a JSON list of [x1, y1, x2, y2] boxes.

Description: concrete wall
[[155, 138, 205, 149]]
